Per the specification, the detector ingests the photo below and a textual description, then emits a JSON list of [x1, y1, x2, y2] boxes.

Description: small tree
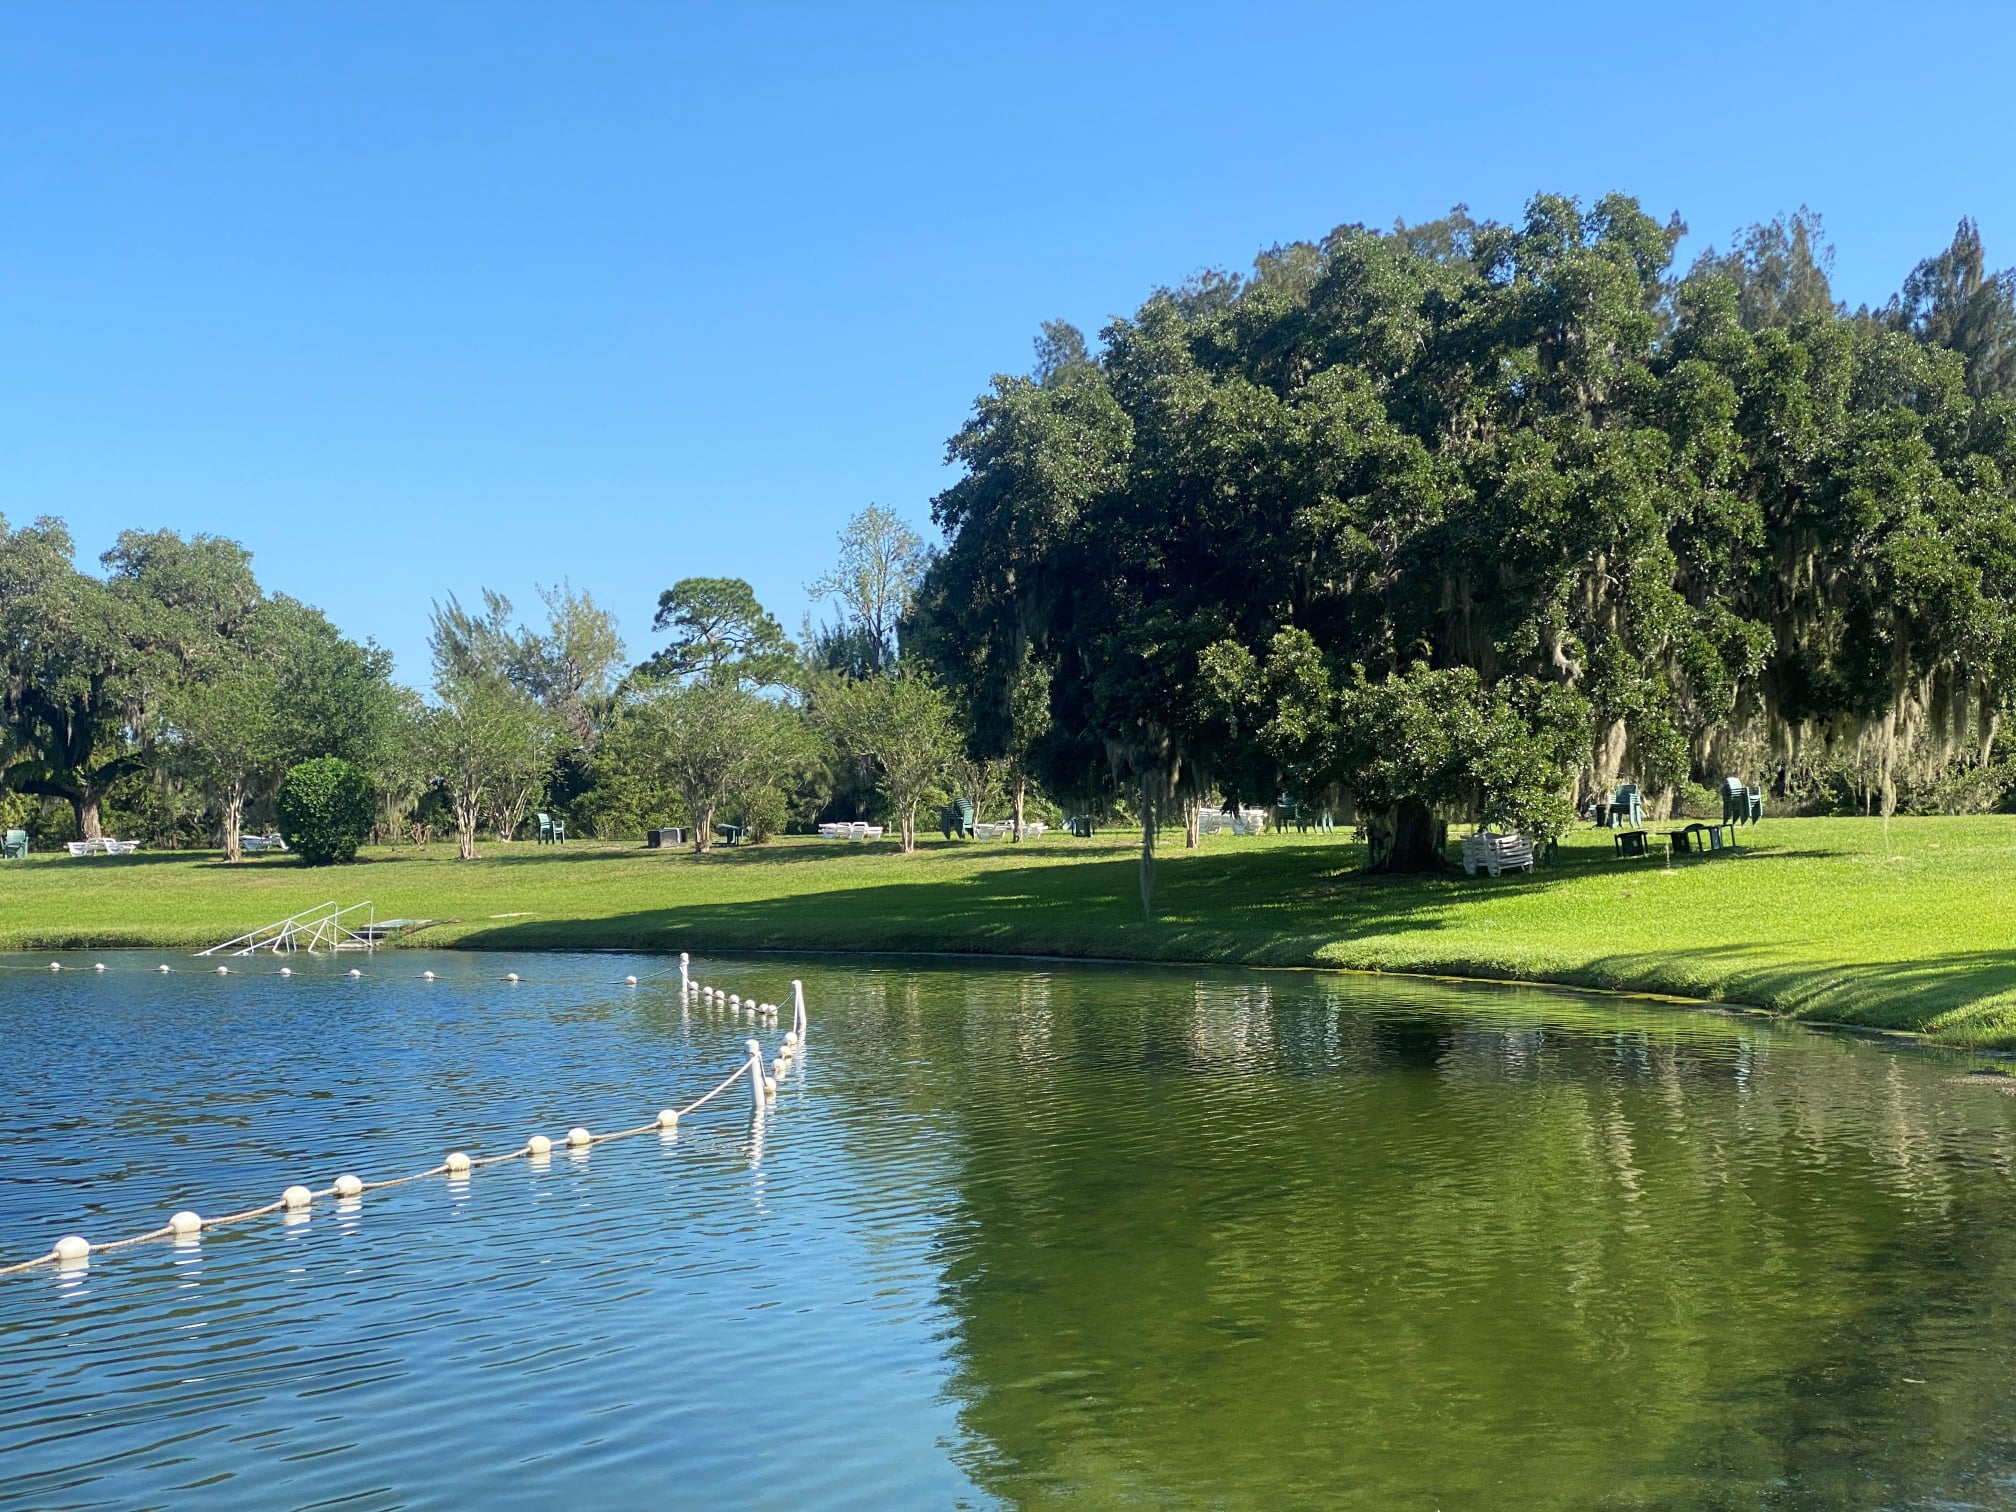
[[171, 647, 282, 862], [626, 677, 814, 853], [423, 676, 531, 860], [815, 669, 957, 852], [484, 692, 560, 841], [276, 756, 375, 865]]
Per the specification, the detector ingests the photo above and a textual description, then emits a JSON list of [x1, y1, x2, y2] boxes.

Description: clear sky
[[2, 2, 2011, 682]]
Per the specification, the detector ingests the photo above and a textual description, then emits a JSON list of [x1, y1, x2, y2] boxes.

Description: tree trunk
[[1367, 796, 1447, 873], [692, 800, 714, 854], [76, 792, 104, 841], [1183, 796, 1200, 850], [454, 783, 482, 860], [222, 782, 245, 863], [1139, 777, 1157, 920], [900, 802, 918, 852], [1012, 773, 1026, 842]]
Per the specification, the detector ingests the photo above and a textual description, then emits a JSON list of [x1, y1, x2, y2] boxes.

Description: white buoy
[[422, 970, 435, 981], [505, 973, 520, 984], [527, 1134, 552, 1157], [347, 968, 361, 978], [158, 964, 171, 973], [445, 1151, 472, 1175], [48, 962, 60, 972], [783, 1031, 798, 1050], [565, 1126, 591, 1148], [215, 965, 229, 975], [333, 1174, 363, 1199], [771, 1057, 785, 1079], [93, 963, 106, 973], [729, 994, 741, 1009], [53, 1235, 89, 1264], [656, 1109, 679, 1130], [280, 967, 292, 977], [625, 975, 638, 985], [169, 1210, 202, 1235], [764, 1074, 778, 1097], [281, 1184, 313, 1210]]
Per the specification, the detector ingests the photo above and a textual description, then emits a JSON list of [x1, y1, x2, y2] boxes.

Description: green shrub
[[277, 757, 376, 865], [1674, 780, 1719, 819], [737, 785, 788, 843]]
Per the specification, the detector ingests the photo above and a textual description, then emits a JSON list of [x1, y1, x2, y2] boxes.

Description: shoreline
[[4, 815, 2014, 1049], [6, 932, 1973, 1063]]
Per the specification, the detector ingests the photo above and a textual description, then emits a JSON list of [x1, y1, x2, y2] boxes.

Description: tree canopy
[[919, 195, 2016, 869]]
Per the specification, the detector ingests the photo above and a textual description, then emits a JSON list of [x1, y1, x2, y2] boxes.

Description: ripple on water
[[5, 953, 2016, 1508]]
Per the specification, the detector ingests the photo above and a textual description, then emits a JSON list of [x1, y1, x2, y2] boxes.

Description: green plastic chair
[[939, 798, 975, 839], [1607, 784, 1643, 829], [536, 812, 566, 843], [2, 829, 27, 859]]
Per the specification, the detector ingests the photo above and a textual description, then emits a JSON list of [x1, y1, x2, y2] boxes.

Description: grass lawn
[[5, 815, 2015, 1045]]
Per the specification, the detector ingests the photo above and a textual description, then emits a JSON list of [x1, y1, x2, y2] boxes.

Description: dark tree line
[[915, 197, 2016, 871]]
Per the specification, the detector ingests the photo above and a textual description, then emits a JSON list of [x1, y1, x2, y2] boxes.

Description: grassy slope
[[5, 815, 2015, 1044]]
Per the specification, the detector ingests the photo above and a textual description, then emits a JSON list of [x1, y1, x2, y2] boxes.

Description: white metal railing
[[195, 901, 379, 956]]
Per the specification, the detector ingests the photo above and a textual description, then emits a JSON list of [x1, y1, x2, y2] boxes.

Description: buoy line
[[1, 966, 810, 1279]]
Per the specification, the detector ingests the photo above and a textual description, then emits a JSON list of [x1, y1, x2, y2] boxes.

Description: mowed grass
[[5, 816, 2016, 1045]]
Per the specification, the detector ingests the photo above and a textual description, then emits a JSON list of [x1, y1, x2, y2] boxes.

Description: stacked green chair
[[1607, 784, 1643, 829], [939, 798, 976, 839]]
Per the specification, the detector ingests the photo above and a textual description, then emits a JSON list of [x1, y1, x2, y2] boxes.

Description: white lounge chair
[[66, 837, 138, 857], [241, 833, 288, 854]]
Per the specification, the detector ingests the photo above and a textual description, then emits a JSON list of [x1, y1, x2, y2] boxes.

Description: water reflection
[[862, 971, 2016, 1509], [6, 954, 2016, 1508]]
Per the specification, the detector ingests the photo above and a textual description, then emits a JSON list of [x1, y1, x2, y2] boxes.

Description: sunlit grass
[[5, 816, 2016, 1045]]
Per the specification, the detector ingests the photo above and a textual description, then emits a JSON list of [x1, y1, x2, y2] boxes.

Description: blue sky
[[2, 2, 2011, 682]]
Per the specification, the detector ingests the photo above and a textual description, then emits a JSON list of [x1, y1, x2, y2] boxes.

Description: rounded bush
[[737, 785, 788, 843], [276, 757, 375, 865]]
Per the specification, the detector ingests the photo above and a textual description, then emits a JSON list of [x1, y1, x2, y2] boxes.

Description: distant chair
[[939, 797, 975, 839], [2, 829, 27, 859], [537, 812, 566, 844], [1722, 777, 1763, 825], [1275, 797, 1335, 835], [1462, 831, 1534, 877], [1606, 784, 1643, 830], [713, 822, 744, 846]]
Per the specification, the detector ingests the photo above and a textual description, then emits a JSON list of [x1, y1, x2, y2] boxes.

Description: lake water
[[4, 951, 2016, 1508]]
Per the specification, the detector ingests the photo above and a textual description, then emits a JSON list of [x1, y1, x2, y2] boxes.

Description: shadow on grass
[[1574, 945, 2016, 1037], [438, 837, 2016, 1042]]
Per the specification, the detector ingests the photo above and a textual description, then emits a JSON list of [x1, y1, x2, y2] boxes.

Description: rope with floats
[[0, 961, 810, 1279]]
